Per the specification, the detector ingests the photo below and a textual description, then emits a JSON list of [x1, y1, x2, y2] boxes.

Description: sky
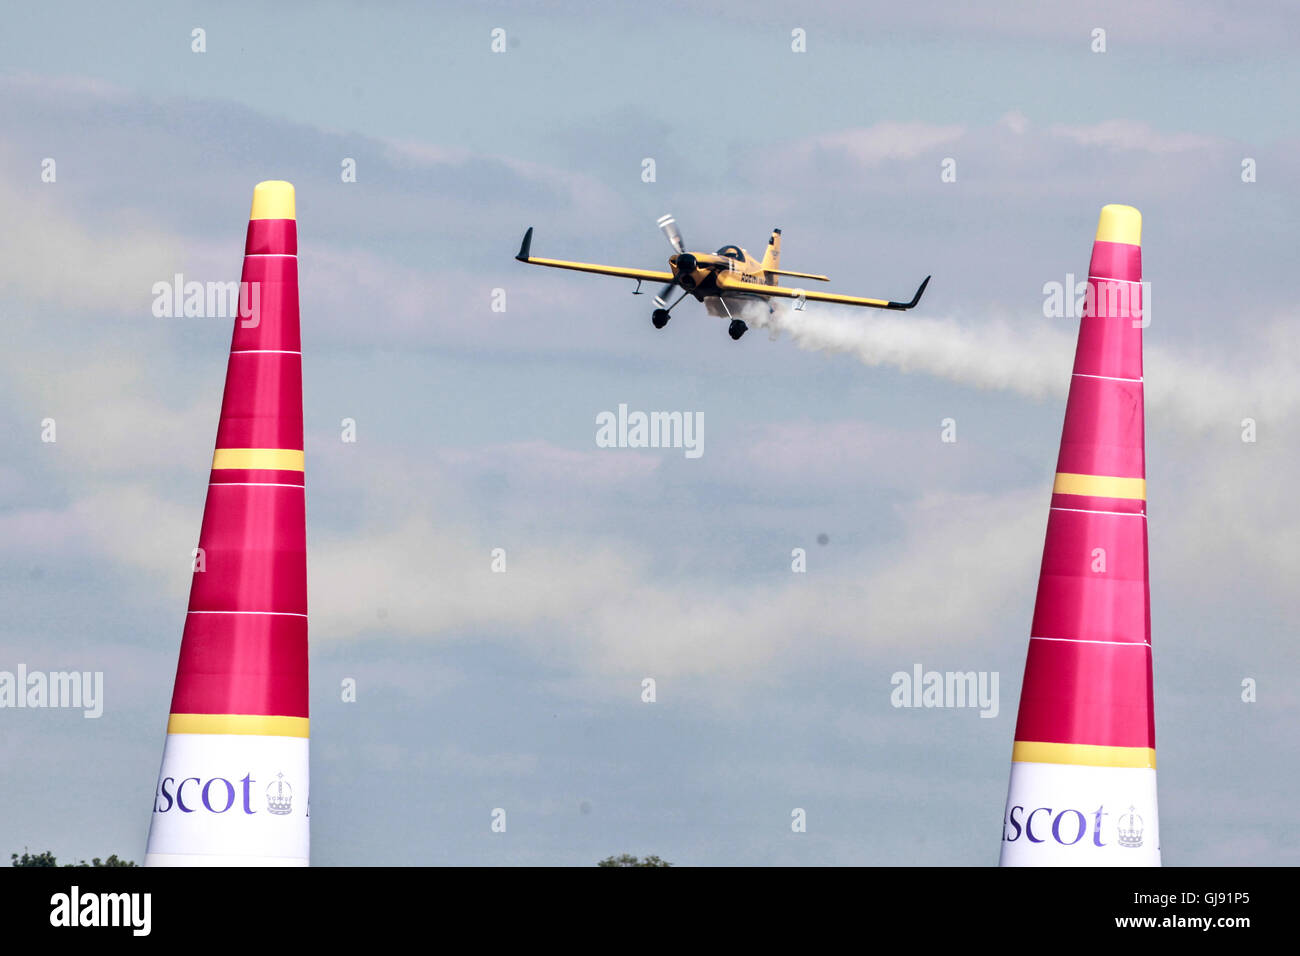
[[1, 0, 1297, 865]]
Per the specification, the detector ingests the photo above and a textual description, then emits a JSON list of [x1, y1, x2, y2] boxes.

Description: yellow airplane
[[515, 214, 929, 340]]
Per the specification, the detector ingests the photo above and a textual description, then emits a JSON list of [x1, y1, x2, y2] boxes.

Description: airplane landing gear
[[728, 319, 748, 340], [652, 288, 690, 329]]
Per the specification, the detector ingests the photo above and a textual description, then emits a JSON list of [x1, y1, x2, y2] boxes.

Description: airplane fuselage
[[669, 246, 774, 303]]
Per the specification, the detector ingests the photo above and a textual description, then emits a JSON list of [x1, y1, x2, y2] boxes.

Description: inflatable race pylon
[[146, 181, 309, 866], [1000, 205, 1159, 866]]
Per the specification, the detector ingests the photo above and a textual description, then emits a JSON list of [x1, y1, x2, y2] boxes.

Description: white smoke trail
[[749, 301, 1300, 435], [750, 301, 1073, 399]]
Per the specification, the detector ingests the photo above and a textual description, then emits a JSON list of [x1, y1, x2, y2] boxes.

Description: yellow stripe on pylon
[[1013, 740, 1156, 769], [167, 714, 310, 737], [212, 448, 305, 471], [1053, 472, 1146, 500]]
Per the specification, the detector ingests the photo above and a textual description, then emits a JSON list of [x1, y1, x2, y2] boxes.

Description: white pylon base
[[1000, 761, 1160, 866], [145, 733, 309, 867], [143, 852, 308, 867]]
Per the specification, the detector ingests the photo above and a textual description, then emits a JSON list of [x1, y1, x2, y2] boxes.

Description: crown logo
[[1117, 805, 1143, 848], [266, 772, 293, 815]]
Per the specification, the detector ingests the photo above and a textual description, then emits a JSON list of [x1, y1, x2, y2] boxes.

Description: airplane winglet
[[889, 275, 930, 310], [516, 227, 534, 262]]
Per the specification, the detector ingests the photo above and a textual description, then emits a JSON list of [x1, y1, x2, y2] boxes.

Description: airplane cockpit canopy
[[715, 245, 744, 261]]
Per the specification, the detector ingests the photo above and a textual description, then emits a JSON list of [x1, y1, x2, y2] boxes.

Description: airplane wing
[[766, 268, 830, 282], [716, 273, 930, 311], [515, 228, 675, 283]]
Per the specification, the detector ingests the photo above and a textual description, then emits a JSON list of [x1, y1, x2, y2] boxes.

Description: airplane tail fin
[[760, 227, 782, 274]]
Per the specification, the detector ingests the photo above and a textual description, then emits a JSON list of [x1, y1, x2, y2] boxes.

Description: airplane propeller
[[657, 213, 685, 254], [653, 213, 686, 307]]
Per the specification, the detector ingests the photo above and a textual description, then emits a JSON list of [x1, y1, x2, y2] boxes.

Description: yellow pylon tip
[[1095, 204, 1141, 247], [250, 180, 296, 221]]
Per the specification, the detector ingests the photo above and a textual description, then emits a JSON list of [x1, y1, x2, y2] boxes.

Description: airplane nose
[[676, 253, 697, 275]]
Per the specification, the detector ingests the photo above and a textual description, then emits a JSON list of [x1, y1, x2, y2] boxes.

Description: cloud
[[730, 0, 1300, 54], [380, 136, 628, 227], [0, 72, 634, 327], [787, 122, 966, 169], [0, 174, 219, 314], [437, 440, 663, 486], [301, 480, 1043, 685], [732, 419, 1014, 494], [1048, 119, 1221, 154]]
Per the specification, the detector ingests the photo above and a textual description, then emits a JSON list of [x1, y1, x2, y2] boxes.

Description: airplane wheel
[[728, 319, 748, 340], [652, 309, 670, 329]]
